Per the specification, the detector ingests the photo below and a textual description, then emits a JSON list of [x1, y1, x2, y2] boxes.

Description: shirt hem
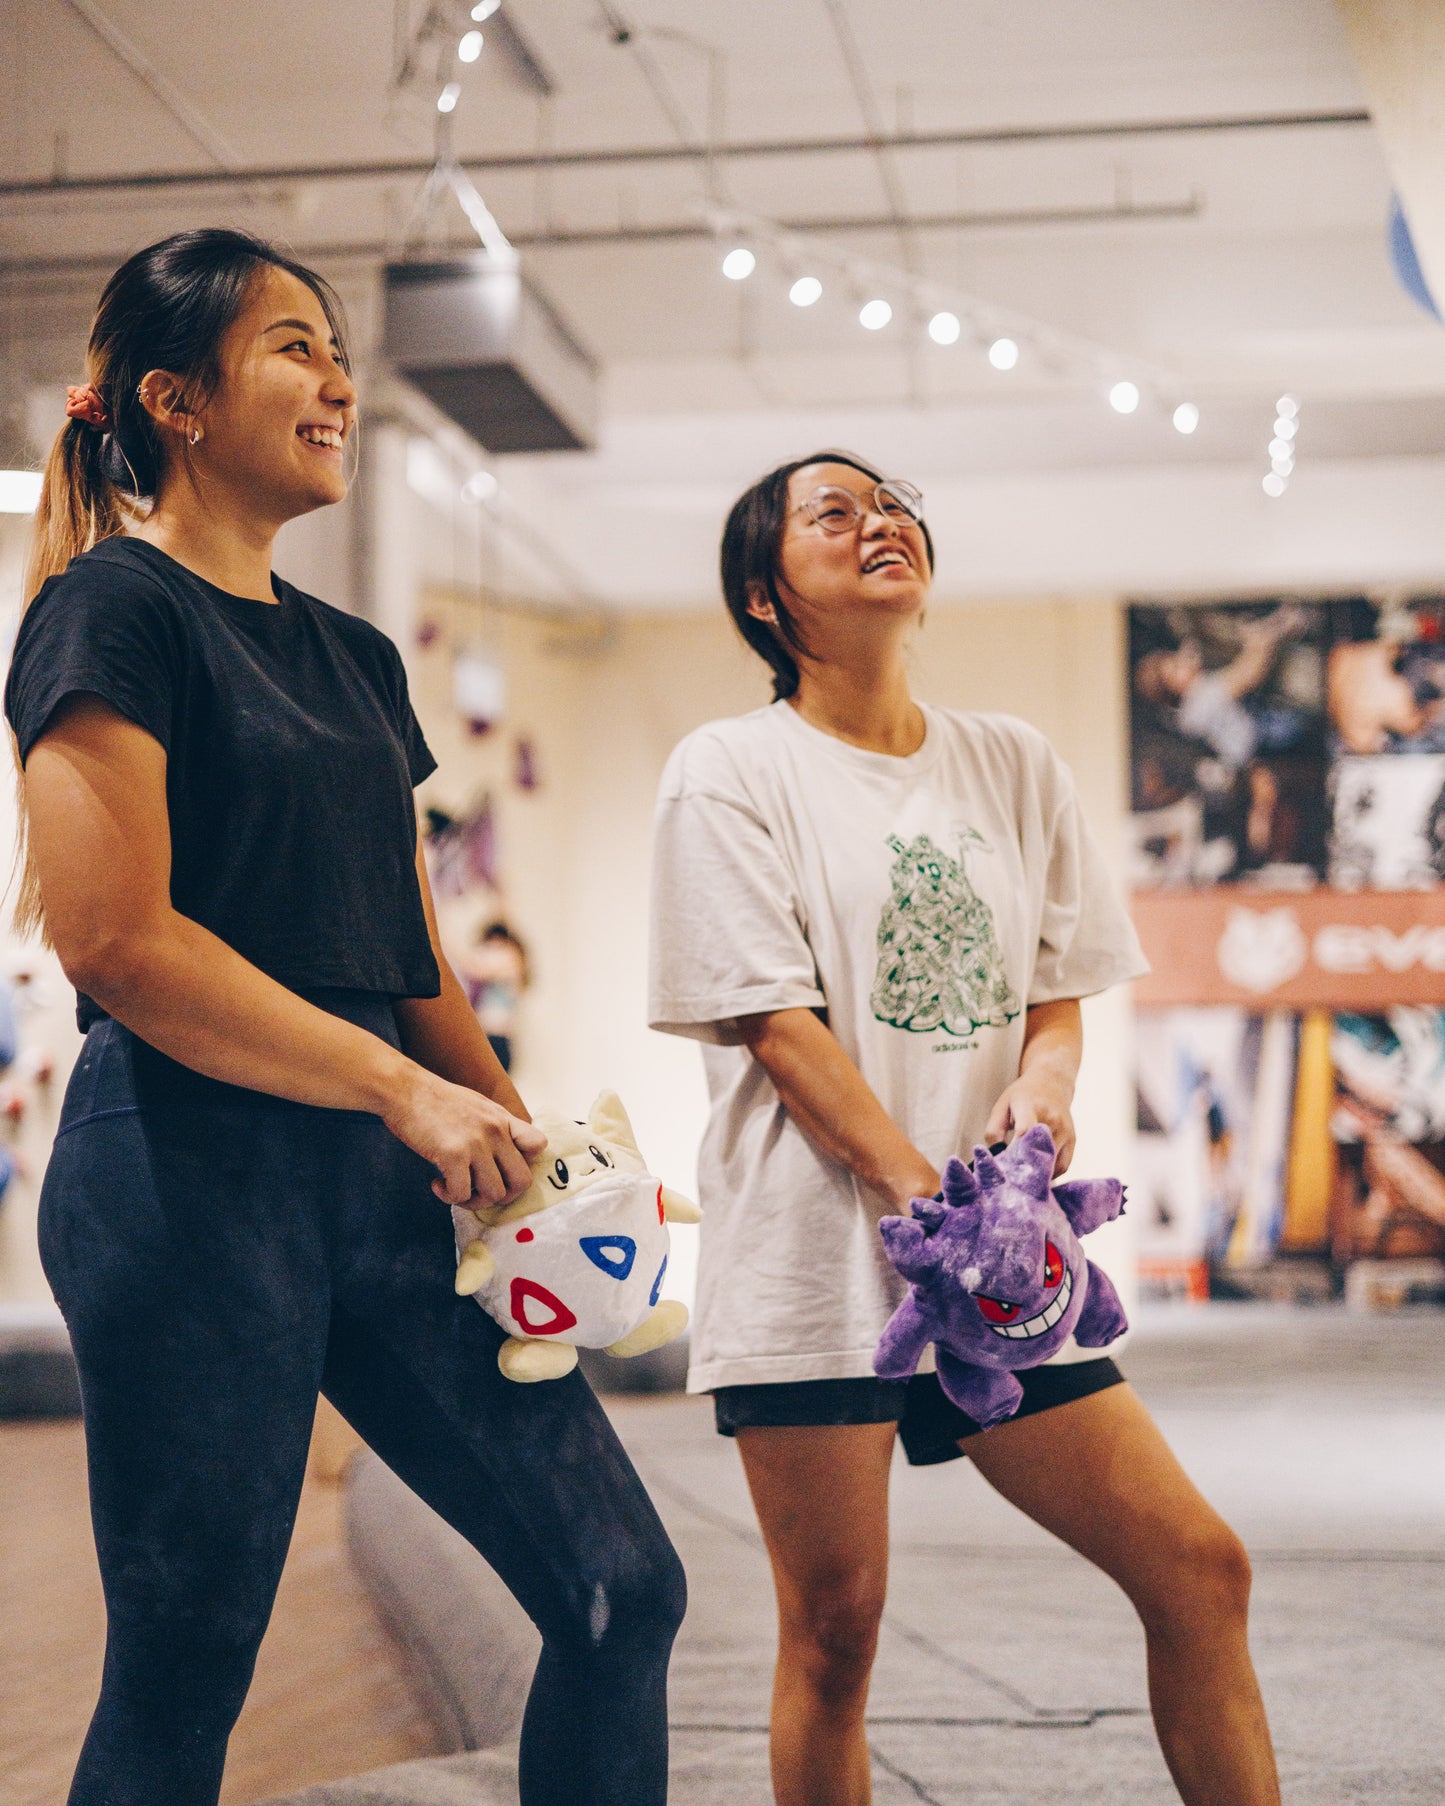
[[687, 1331, 1130, 1392], [687, 1349, 898, 1392]]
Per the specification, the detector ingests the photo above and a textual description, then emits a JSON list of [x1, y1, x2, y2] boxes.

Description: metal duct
[[382, 255, 598, 454]]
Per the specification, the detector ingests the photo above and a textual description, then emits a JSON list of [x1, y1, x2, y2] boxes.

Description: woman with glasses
[[648, 451, 1279, 1806]]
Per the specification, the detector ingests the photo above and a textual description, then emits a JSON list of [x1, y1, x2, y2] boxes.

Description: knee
[[1132, 1511, 1253, 1642], [558, 1534, 688, 1661], [782, 1572, 886, 1706]]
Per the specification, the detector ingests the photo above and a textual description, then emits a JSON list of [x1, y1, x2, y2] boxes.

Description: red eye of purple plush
[[1043, 1239, 1063, 1290], [975, 1295, 1019, 1324]]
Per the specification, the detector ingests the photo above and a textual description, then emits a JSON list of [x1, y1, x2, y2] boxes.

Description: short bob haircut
[[719, 449, 935, 702]]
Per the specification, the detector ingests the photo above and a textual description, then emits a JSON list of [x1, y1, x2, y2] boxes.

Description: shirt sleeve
[[649, 780, 826, 1044], [1029, 750, 1150, 1005], [378, 634, 437, 788], [4, 565, 181, 764]]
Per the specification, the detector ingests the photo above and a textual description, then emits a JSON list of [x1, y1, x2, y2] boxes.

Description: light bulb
[[721, 246, 756, 281], [789, 275, 822, 307], [437, 82, 461, 113], [470, 0, 500, 17], [462, 470, 499, 504], [987, 336, 1019, 371], [458, 29, 484, 60], [1273, 415, 1297, 440], [1276, 394, 1299, 417], [1269, 436, 1294, 461], [859, 298, 892, 330], [1172, 402, 1200, 435], [1108, 380, 1141, 414], [927, 310, 961, 346], [1262, 472, 1286, 497]]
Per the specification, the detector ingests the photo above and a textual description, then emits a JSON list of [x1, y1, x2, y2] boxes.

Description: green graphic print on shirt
[[870, 829, 1021, 1036]]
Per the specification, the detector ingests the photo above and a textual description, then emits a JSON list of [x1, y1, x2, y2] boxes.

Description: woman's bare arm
[[392, 832, 527, 1118], [736, 996, 1085, 1211], [23, 697, 543, 1205], [731, 1007, 940, 1212], [983, 998, 1083, 1172]]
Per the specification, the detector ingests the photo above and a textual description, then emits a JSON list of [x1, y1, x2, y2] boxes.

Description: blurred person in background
[[462, 918, 530, 1073]]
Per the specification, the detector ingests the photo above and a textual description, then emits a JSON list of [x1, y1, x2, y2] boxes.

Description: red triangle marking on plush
[[656, 1182, 665, 1224], [510, 1277, 578, 1336]]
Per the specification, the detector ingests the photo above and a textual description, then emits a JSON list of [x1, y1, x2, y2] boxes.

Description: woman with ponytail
[[7, 229, 683, 1806]]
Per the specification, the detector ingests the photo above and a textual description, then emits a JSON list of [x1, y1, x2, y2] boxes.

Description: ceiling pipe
[[0, 197, 1204, 283], [0, 109, 1371, 205]]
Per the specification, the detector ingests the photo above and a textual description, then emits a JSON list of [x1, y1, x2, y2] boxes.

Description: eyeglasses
[[794, 479, 925, 535]]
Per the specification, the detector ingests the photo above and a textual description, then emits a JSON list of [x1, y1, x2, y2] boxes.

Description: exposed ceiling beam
[[0, 196, 1204, 281], [60, 0, 242, 171], [0, 108, 1371, 205]]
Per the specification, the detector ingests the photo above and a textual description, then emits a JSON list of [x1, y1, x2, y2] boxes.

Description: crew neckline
[[772, 696, 944, 774], [107, 535, 289, 611]]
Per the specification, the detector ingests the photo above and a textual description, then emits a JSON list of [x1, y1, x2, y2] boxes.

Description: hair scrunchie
[[65, 384, 111, 431]]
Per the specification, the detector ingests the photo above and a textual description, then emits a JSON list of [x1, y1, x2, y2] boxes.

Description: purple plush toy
[[873, 1124, 1129, 1429]]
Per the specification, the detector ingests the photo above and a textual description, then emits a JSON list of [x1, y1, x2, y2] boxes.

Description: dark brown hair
[[719, 449, 936, 701]]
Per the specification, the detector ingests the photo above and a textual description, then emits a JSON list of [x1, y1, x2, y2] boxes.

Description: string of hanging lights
[[707, 206, 1206, 434], [1262, 395, 1300, 498]]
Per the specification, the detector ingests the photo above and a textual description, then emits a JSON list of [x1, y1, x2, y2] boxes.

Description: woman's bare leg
[[736, 1422, 896, 1806], [966, 1382, 1281, 1806]]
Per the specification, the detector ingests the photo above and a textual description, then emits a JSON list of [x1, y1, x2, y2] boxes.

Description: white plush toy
[[453, 1091, 701, 1383]]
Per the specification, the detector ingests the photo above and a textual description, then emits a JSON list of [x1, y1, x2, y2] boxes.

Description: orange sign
[[1130, 888, 1445, 1009]]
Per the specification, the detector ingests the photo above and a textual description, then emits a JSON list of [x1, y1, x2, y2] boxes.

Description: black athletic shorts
[[712, 1359, 1125, 1467]]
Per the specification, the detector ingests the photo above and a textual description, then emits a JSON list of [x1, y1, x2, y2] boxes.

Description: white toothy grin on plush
[[297, 424, 343, 449], [984, 1265, 1073, 1339]]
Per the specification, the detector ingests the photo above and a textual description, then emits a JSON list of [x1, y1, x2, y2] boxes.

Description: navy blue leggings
[[40, 993, 685, 1806]]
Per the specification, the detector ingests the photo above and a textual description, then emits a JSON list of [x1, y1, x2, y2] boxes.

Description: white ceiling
[[4, 0, 1445, 606]]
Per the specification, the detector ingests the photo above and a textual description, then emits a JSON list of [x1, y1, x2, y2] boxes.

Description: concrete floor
[[269, 1306, 1445, 1806]]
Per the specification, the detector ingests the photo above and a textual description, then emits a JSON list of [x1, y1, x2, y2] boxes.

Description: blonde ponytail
[[23, 411, 130, 609], [11, 405, 134, 939]]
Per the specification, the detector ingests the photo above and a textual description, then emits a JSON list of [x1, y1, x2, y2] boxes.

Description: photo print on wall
[[1128, 599, 1331, 891], [1127, 596, 1445, 1306]]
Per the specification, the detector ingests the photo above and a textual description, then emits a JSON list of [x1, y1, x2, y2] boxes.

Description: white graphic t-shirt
[[648, 701, 1148, 1393]]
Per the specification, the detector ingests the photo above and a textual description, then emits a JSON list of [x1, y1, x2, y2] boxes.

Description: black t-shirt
[[5, 536, 441, 1028]]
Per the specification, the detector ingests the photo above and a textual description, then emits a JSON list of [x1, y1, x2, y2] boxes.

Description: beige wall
[[0, 488, 1140, 1310], [409, 595, 1140, 1313]]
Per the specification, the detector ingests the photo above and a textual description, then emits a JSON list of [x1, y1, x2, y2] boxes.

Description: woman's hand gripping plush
[[983, 997, 1082, 1175]]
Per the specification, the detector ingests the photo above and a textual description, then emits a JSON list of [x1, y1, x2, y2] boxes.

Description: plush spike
[[971, 1145, 1004, 1190], [939, 1156, 979, 1208], [1001, 1122, 1055, 1200], [909, 1194, 948, 1231], [874, 1126, 1127, 1424]]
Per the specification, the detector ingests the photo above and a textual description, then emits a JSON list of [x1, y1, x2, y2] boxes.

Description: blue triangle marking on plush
[[649, 1255, 668, 1307], [580, 1235, 637, 1281]]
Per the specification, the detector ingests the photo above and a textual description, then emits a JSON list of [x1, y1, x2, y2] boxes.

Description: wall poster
[[1127, 596, 1445, 1304]]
